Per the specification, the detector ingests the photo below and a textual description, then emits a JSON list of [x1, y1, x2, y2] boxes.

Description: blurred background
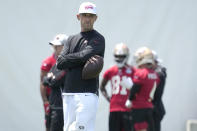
[[0, 0, 197, 131]]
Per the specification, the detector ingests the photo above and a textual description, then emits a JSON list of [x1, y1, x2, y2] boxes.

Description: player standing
[[125, 47, 160, 131], [43, 64, 66, 131], [56, 2, 105, 131], [100, 43, 135, 131], [40, 34, 68, 131], [151, 50, 167, 131]]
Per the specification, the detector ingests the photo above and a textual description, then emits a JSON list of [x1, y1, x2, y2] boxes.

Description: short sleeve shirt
[[103, 65, 135, 112], [40, 54, 56, 96], [132, 68, 160, 109]]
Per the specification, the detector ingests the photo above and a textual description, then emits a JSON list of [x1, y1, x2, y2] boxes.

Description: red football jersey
[[41, 54, 56, 72], [103, 65, 135, 112], [132, 68, 160, 109], [40, 53, 56, 96]]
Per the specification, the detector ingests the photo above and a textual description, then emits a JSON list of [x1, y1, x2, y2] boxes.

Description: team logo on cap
[[85, 5, 93, 10]]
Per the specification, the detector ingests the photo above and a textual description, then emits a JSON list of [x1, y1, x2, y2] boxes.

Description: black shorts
[[131, 108, 154, 131], [45, 108, 64, 131], [109, 111, 132, 131]]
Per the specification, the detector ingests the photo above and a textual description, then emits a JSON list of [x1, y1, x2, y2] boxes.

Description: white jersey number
[[149, 81, 157, 100], [111, 75, 128, 95]]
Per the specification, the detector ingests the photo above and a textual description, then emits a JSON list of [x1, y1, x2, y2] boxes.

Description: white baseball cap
[[49, 34, 68, 46], [78, 2, 97, 15]]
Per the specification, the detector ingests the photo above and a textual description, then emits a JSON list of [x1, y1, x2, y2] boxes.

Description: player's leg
[[109, 112, 121, 131], [68, 93, 98, 131], [85, 112, 97, 131], [45, 113, 51, 131], [152, 103, 165, 131], [63, 95, 76, 131], [153, 118, 161, 131], [50, 108, 64, 131], [121, 112, 132, 131], [131, 109, 148, 131], [134, 122, 148, 131], [145, 108, 155, 131], [138, 129, 146, 131], [152, 109, 161, 131]]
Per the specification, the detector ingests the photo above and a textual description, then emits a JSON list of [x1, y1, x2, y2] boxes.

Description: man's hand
[[125, 99, 132, 108], [82, 55, 104, 80], [47, 72, 53, 78], [101, 90, 110, 102], [120, 77, 133, 90], [106, 96, 110, 102], [43, 72, 56, 87], [44, 101, 50, 115]]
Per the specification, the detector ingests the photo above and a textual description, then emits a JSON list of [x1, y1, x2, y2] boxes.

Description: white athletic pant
[[62, 93, 98, 131]]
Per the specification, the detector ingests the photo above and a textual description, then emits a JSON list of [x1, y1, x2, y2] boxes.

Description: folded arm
[[57, 38, 105, 69]]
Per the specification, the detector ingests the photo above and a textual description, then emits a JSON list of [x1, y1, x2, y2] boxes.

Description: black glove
[[42, 76, 51, 87]]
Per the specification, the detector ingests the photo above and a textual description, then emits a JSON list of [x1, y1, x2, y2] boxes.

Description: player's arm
[[45, 70, 66, 89], [128, 84, 141, 100], [56, 36, 71, 69], [125, 83, 141, 108], [100, 78, 110, 102], [40, 70, 50, 114], [57, 37, 105, 69], [153, 69, 167, 104], [40, 70, 48, 102]]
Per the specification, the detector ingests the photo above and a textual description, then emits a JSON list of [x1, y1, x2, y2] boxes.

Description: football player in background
[[125, 47, 160, 131], [151, 50, 167, 131], [42, 64, 66, 131], [40, 34, 68, 131], [100, 43, 135, 131]]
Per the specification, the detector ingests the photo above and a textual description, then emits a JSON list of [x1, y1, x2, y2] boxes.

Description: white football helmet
[[134, 47, 155, 67], [113, 43, 129, 68], [152, 50, 162, 64]]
